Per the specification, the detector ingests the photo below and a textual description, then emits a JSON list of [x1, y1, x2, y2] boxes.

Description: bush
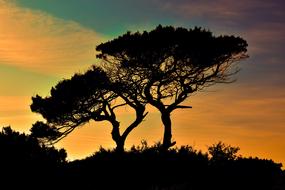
[[0, 126, 67, 187]]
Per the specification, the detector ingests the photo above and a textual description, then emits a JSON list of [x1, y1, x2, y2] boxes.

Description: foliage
[[30, 67, 114, 142], [208, 141, 240, 162], [31, 25, 248, 151], [30, 65, 148, 151], [0, 126, 66, 164], [30, 121, 61, 144], [65, 141, 284, 190], [0, 126, 67, 188], [96, 25, 248, 149], [0, 130, 284, 190]]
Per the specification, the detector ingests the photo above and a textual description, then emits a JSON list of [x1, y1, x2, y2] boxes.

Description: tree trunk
[[110, 120, 125, 153], [161, 111, 176, 150], [115, 139, 125, 153], [122, 108, 147, 142]]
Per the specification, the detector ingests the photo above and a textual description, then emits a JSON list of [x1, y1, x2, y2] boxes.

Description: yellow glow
[[0, 96, 42, 132], [53, 84, 285, 167], [1, 80, 284, 166], [0, 0, 284, 168], [0, 0, 105, 77]]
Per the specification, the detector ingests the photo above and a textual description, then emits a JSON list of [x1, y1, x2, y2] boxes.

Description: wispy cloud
[[170, 84, 285, 163], [155, 0, 285, 61], [156, 0, 284, 26], [0, 0, 106, 140], [0, 95, 42, 132], [242, 23, 285, 58], [0, 0, 105, 76]]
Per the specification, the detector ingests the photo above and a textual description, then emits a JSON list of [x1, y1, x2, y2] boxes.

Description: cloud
[[168, 84, 285, 164], [241, 23, 285, 59], [156, 0, 284, 26], [172, 83, 285, 142], [0, 0, 105, 76], [155, 0, 285, 63], [0, 95, 42, 132]]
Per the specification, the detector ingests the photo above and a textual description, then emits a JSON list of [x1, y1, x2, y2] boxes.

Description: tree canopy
[[31, 67, 114, 142], [96, 25, 248, 149], [31, 66, 147, 152]]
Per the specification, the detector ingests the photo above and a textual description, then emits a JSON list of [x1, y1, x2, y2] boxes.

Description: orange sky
[[0, 1, 284, 166]]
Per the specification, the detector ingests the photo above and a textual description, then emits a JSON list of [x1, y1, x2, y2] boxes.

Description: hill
[[0, 127, 284, 189]]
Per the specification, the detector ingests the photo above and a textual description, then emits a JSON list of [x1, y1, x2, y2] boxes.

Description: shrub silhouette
[[62, 141, 284, 190], [0, 129, 283, 190], [208, 141, 240, 162], [65, 142, 209, 189], [0, 126, 66, 164], [0, 126, 66, 187]]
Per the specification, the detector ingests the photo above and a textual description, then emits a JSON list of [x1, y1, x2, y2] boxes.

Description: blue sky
[[16, 0, 176, 35]]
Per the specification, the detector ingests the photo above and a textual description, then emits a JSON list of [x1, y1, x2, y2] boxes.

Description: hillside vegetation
[[0, 127, 284, 189]]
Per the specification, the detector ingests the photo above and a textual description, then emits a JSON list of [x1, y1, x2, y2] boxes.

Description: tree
[[0, 126, 66, 165], [30, 66, 147, 152], [208, 141, 240, 162], [96, 25, 248, 149], [30, 121, 61, 144]]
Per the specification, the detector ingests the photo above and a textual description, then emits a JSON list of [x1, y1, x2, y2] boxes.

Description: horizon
[[0, 0, 284, 166]]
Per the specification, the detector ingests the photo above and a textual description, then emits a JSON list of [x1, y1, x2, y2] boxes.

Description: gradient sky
[[0, 0, 284, 164]]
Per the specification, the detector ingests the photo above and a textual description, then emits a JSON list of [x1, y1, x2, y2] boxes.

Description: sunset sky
[[0, 0, 284, 164]]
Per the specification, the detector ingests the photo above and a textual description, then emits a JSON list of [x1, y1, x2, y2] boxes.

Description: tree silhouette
[[0, 126, 67, 188], [31, 66, 147, 152], [0, 126, 66, 167], [208, 141, 240, 162], [30, 121, 61, 144], [96, 25, 248, 149]]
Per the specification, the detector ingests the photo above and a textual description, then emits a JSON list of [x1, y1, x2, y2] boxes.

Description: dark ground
[[0, 127, 284, 190]]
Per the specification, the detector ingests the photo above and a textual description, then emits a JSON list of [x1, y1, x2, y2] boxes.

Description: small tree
[[208, 141, 240, 162], [96, 25, 248, 149], [31, 66, 147, 152]]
